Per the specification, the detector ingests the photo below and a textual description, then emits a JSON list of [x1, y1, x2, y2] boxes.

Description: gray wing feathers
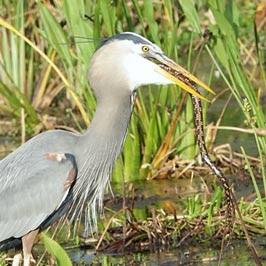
[[0, 146, 75, 241]]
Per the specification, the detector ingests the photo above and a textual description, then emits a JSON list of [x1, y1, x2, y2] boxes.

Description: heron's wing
[[0, 151, 77, 241]]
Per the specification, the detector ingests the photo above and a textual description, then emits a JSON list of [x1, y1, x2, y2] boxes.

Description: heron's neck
[[81, 94, 132, 159], [71, 94, 132, 230]]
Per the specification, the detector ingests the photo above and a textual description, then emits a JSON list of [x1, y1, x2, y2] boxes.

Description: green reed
[[0, 1, 212, 180], [0, 0, 265, 183], [0, 0, 265, 231], [179, 0, 266, 225]]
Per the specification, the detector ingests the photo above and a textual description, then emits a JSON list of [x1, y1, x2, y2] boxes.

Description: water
[[68, 240, 266, 265], [0, 133, 263, 265], [66, 177, 264, 265], [207, 95, 258, 156], [0, 95, 263, 265]]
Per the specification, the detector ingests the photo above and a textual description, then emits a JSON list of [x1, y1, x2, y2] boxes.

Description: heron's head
[[88, 32, 213, 101]]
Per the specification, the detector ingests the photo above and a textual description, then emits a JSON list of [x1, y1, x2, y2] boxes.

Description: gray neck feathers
[[71, 93, 132, 230]]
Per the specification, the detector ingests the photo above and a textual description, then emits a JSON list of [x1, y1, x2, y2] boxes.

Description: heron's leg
[[12, 253, 22, 266], [22, 229, 39, 266]]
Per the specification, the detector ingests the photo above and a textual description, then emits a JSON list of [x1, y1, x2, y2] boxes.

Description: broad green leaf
[[100, 0, 116, 35], [143, 0, 159, 43], [179, 0, 201, 34], [40, 233, 72, 266], [124, 114, 141, 181], [62, 0, 94, 64], [0, 80, 38, 124], [38, 3, 73, 67], [211, 9, 236, 38], [213, 38, 229, 70]]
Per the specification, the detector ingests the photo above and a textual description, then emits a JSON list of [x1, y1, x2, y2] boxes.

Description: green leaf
[[211, 9, 236, 38], [143, 0, 159, 43], [0, 80, 38, 124], [38, 3, 73, 67], [100, 0, 116, 35], [40, 233, 73, 266], [123, 114, 141, 181], [62, 0, 94, 64], [179, 0, 201, 34], [225, 1, 240, 28], [213, 38, 229, 70]]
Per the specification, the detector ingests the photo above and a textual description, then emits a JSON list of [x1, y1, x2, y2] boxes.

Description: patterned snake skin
[[159, 63, 235, 230]]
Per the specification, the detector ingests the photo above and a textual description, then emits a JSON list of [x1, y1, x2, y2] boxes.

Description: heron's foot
[[12, 253, 22, 266], [22, 229, 39, 266], [23, 253, 36, 266]]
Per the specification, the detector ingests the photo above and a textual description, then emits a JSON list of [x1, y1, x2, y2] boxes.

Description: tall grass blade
[[40, 233, 72, 266]]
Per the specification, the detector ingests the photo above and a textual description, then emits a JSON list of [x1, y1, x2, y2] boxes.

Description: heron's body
[[0, 130, 77, 243], [0, 92, 132, 248], [0, 32, 213, 265]]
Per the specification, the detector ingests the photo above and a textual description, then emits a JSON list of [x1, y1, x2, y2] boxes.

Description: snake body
[[159, 63, 235, 228], [191, 94, 235, 227]]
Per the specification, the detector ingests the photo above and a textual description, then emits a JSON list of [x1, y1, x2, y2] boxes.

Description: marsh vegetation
[[0, 0, 265, 265]]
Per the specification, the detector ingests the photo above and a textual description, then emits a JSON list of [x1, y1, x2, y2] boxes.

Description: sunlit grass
[[0, 0, 265, 264], [4, 2, 265, 182], [1, 1, 264, 181]]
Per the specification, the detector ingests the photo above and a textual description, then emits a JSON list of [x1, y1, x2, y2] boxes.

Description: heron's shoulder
[[19, 129, 79, 149], [30, 129, 80, 141], [0, 129, 79, 197], [0, 129, 80, 168]]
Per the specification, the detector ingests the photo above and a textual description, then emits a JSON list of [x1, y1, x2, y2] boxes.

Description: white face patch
[[117, 40, 172, 90], [122, 52, 173, 90]]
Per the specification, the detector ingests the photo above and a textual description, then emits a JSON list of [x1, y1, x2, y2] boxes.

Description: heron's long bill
[[154, 55, 215, 101]]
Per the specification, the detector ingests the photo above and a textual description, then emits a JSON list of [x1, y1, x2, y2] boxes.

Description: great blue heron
[[0, 32, 213, 265]]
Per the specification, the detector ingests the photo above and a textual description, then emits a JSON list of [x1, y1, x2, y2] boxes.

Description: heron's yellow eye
[[142, 45, 150, 52]]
